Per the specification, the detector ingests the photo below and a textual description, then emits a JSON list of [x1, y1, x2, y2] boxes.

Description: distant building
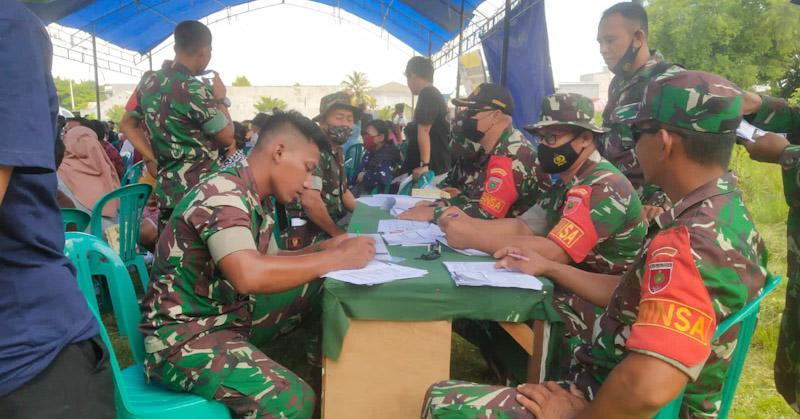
[[555, 66, 614, 103], [82, 82, 414, 122]]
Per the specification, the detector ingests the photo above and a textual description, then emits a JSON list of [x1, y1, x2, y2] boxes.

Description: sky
[[49, 0, 620, 94]]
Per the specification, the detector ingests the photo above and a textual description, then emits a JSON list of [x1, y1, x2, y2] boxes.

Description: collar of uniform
[[478, 129, 514, 165], [554, 150, 602, 189], [168, 61, 194, 77], [234, 159, 270, 218], [655, 171, 738, 229]]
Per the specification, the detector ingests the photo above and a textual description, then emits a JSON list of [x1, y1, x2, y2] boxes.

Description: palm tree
[[341, 71, 376, 108]]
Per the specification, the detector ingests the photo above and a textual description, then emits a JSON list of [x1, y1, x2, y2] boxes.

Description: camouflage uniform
[[432, 130, 551, 222], [454, 94, 647, 383], [424, 72, 768, 419], [600, 50, 683, 207], [130, 61, 228, 230], [140, 161, 316, 418], [744, 95, 800, 411], [285, 92, 356, 245]]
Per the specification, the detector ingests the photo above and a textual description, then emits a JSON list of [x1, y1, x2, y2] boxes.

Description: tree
[[376, 106, 394, 120], [341, 71, 376, 107], [53, 77, 108, 112], [106, 105, 126, 124], [232, 75, 251, 87], [254, 96, 288, 113], [647, 0, 800, 93]]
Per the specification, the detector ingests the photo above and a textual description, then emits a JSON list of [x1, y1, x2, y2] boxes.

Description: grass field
[[104, 148, 796, 416]]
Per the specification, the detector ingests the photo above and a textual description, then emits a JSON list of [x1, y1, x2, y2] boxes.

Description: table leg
[[322, 319, 451, 419], [527, 319, 550, 384]]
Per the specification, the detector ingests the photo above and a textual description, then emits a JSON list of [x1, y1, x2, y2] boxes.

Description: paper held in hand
[[443, 261, 543, 291]]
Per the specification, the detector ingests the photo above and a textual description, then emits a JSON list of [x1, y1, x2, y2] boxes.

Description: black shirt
[[401, 85, 451, 175]]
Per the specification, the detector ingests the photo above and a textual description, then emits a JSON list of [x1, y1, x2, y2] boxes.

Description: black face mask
[[538, 134, 580, 173], [455, 109, 487, 142], [610, 33, 642, 76]]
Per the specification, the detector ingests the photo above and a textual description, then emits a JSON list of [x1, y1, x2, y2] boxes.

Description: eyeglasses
[[631, 124, 662, 143], [539, 131, 579, 146]]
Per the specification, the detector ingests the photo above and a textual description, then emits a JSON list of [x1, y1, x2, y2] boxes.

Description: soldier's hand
[[437, 206, 468, 229], [641, 205, 664, 223], [741, 91, 763, 116], [413, 200, 436, 208], [441, 220, 471, 250], [318, 233, 351, 251], [743, 133, 790, 164], [335, 236, 375, 269], [211, 71, 227, 100], [440, 187, 461, 198], [412, 165, 429, 182], [144, 159, 158, 178], [494, 246, 552, 276], [515, 382, 588, 419], [397, 205, 434, 221]]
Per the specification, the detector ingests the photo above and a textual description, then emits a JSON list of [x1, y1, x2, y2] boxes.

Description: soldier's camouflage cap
[[611, 71, 743, 134], [314, 91, 361, 122], [451, 83, 514, 116], [525, 93, 608, 134]]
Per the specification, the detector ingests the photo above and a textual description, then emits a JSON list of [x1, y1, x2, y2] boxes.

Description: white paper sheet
[[436, 237, 489, 257], [442, 262, 543, 291], [324, 261, 428, 285], [377, 219, 435, 234]]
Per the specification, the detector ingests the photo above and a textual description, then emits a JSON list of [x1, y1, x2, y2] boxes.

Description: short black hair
[[602, 2, 648, 36], [174, 21, 212, 54], [365, 119, 391, 140], [81, 119, 106, 142], [233, 121, 247, 149], [256, 110, 328, 152], [251, 112, 270, 128], [394, 103, 404, 113], [665, 124, 735, 168], [405, 56, 434, 82]]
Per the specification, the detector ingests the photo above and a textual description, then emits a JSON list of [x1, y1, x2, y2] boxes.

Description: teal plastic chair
[[122, 161, 145, 186], [399, 170, 435, 195], [653, 273, 782, 419], [61, 208, 91, 232], [344, 143, 365, 182], [91, 183, 152, 289], [64, 232, 231, 419]]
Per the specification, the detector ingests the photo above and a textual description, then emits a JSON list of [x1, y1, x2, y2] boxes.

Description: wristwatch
[[216, 97, 231, 107], [419, 161, 429, 167], [778, 145, 800, 170]]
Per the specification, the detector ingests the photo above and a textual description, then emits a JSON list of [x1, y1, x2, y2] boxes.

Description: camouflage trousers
[[421, 380, 535, 419], [144, 329, 315, 419], [775, 208, 800, 412], [452, 287, 599, 384]]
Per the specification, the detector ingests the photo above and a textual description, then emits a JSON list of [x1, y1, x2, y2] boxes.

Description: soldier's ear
[[659, 129, 674, 160]]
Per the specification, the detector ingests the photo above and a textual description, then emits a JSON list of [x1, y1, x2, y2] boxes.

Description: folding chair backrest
[[653, 273, 782, 419], [91, 183, 152, 262], [64, 232, 146, 364], [122, 161, 144, 186], [61, 208, 91, 232], [345, 143, 365, 181]]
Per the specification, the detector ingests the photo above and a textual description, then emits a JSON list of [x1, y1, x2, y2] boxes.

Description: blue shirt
[[0, 1, 98, 396]]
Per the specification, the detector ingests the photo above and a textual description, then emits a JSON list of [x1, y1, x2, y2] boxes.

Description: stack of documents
[[355, 194, 436, 216], [378, 220, 444, 246], [325, 261, 428, 285], [436, 237, 489, 257], [443, 262, 543, 291]]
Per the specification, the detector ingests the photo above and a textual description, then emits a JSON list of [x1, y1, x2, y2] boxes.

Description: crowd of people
[[2, 1, 799, 419]]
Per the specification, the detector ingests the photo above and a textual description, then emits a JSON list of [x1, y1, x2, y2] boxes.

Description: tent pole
[[500, 0, 511, 87], [148, 52, 153, 71], [92, 27, 101, 120], [455, 0, 465, 98], [427, 31, 432, 57]]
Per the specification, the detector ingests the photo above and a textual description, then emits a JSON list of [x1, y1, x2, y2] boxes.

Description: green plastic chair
[[61, 208, 91, 232], [91, 183, 152, 289], [344, 143, 365, 182], [122, 161, 145, 186], [653, 273, 782, 419], [64, 232, 231, 419]]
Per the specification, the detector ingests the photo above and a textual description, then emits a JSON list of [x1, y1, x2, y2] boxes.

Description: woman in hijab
[[58, 125, 121, 224], [353, 120, 401, 195]]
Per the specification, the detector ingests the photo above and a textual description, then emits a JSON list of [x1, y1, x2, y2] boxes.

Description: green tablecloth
[[322, 203, 559, 360]]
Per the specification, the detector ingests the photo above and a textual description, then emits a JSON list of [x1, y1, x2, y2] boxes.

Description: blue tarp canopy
[[25, 0, 479, 55]]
